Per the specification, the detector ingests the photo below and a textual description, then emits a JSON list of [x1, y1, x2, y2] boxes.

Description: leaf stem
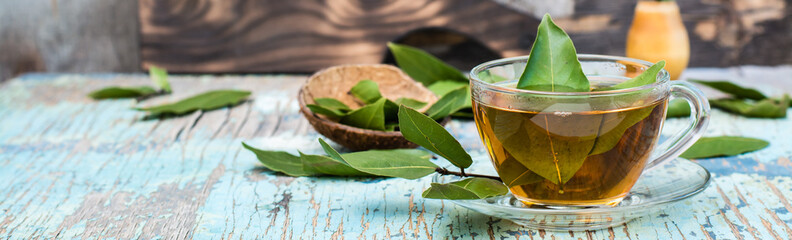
[[435, 167, 501, 181]]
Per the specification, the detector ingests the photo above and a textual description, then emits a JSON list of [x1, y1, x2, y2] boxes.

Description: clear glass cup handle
[[646, 81, 711, 169]]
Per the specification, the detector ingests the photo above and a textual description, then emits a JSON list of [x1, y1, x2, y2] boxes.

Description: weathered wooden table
[[1, 68, 791, 239]]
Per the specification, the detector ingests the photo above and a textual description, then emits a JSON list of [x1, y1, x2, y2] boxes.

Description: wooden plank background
[[1, 0, 791, 80], [139, 0, 792, 73]]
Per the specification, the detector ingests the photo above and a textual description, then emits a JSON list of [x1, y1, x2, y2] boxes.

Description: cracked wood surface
[[0, 69, 791, 239]]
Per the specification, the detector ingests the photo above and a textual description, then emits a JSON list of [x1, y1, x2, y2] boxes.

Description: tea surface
[[473, 100, 667, 206]]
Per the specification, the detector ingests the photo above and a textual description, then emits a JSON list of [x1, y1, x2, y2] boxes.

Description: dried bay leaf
[[680, 136, 769, 159], [88, 86, 157, 99], [387, 42, 467, 86], [136, 90, 251, 116], [691, 80, 767, 100], [422, 178, 509, 200], [517, 14, 589, 92], [398, 105, 473, 169], [340, 98, 387, 130]]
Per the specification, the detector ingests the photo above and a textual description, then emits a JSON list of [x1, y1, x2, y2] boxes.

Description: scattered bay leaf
[[398, 105, 472, 168], [387, 42, 467, 86], [88, 86, 157, 99], [710, 97, 788, 118], [242, 142, 311, 177], [666, 99, 691, 118], [340, 98, 387, 130], [680, 136, 769, 159], [517, 14, 589, 92], [422, 178, 509, 200], [136, 90, 251, 116], [691, 80, 766, 100], [149, 66, 172, 93]]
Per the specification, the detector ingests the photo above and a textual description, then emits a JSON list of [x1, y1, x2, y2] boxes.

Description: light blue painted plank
[[0, 72, 790, 239]]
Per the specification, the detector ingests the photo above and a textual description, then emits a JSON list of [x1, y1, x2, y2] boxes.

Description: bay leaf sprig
[[244, 137, 507, 199], [88, 66, 172, 100], [135, 90, 251, 117], [244, 139, 438, 179]]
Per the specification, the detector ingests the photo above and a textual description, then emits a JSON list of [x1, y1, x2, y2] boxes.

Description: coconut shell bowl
[[298, 64, 444, 151]]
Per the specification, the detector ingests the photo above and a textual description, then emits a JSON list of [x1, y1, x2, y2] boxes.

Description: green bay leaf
[[492, 110, 598, 184], [427, 81, 468, 97], [680, 136, 769, 159], [340, 98, 387, 130], [425, 87, 469, 120], [394, 97, 427, 109], [136, 90, 251, 116], [307, 104, 347, 119], [600, 61, 666, 91], [349, 80, 382, 104], [340, 150, 438, 179], [299, 153, 373, 176], [422, 178, 509, 200], [666, 99, 691, 118], [710, 97, 788, 118], [88, 86, 157, 99], [495, 156, 544, 187], [149, 66, 172, 93], [314, 98, 351, 112], [398, 105, 473, 169], [589, 105, 657, 155], [691, 80, 767, 100], [387, 42, 467, 86], [242, 142, 311, 177], [516, 14, 589, 92]]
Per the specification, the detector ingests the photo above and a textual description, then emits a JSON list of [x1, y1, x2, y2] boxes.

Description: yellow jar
[[626, 1, 690, 80]]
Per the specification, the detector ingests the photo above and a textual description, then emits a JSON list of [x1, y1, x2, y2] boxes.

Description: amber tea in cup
[[470, 55, 710, 207]]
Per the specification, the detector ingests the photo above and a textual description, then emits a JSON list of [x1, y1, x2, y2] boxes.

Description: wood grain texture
[[0, 70, 791, 239], [0, 0, 140, 82], [139, 0, 792, 74]]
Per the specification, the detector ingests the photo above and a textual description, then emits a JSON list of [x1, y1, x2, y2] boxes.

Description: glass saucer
[[431, 156, 711, 231]]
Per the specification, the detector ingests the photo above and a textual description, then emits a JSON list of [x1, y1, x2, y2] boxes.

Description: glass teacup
[[470, 55, 710, 207]]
